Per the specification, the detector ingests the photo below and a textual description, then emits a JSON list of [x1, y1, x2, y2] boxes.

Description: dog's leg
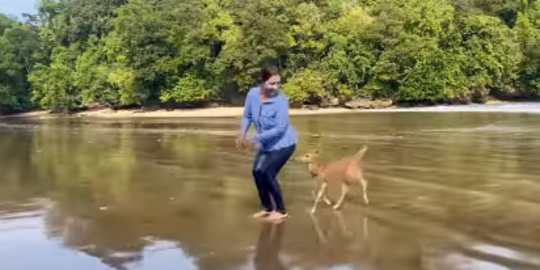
[[310, 182, 328, 215], [311, 190, 332, 206], [323, 194, 333, 206], [333, 183, 349, 210], [359, 174, 369, 205]]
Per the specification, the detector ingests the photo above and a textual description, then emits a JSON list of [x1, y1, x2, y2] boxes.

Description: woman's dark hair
[[260, 65, 280, 83]]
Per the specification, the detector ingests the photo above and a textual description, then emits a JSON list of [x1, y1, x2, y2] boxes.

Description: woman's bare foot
[[252, 210, 272, 219], [266, 211, 289, 221]]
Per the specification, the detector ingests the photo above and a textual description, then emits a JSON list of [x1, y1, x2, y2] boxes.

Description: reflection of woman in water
[[236, 66, 298, 222], [254, 222, 288, 270]]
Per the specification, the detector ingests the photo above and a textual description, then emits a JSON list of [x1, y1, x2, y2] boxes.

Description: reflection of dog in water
[[310, 210, 369, 245], [298, 145, 369, 214], [254, 222, 288, 270]]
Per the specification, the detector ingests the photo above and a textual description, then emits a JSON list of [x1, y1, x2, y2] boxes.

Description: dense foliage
[[2, 0, 540, 112]]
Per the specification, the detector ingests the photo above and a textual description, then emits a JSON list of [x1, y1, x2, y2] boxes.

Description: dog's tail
[[354, 145, 369, 161]]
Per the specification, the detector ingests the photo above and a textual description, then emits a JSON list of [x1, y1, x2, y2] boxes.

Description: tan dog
[[299, 145, 369, 214]]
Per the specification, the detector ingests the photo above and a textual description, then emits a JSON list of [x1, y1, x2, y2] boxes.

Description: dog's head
[[297, 150, 320, 163]]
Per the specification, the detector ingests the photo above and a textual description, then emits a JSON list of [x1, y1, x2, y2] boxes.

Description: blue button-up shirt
[[239, 87, 298, 151]]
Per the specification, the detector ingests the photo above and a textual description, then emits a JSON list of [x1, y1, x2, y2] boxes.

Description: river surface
[[1, 104, 540, 270]]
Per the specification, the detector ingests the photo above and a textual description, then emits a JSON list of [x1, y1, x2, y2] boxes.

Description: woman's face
[[262, 75, 281, 95]]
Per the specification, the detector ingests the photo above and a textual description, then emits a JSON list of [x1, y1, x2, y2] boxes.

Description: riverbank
[[1, 100, 538, 120], [1, 107, 358, 120]]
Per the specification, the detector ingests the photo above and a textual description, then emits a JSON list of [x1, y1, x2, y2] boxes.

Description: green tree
[[0, 15, 41, 112], [513, 2, 540, 97], [30, 39, 81, 110], [1, 0, 540, 112]]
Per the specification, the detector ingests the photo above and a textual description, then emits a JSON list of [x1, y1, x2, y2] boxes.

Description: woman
[[236, 65, 298, 221]]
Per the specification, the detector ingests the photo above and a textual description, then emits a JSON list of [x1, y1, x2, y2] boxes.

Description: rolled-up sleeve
[[239, 93, 252, 137]]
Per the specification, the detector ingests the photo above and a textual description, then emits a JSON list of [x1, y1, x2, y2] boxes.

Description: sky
[[0, 0, 37, 19]]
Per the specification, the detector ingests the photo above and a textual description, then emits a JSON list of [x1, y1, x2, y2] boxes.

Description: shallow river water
[[1, 104, 540, 270]]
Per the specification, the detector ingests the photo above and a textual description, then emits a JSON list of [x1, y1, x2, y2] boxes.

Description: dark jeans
[[252, 144, 296, 214]]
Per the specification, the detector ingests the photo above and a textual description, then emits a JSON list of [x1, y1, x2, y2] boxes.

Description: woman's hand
[[236, 136, 256, 151], [236, 136, 248, 150]]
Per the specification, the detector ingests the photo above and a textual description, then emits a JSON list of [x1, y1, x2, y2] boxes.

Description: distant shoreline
[[1, 100, 538, 120], [0, 107, 358, 120]]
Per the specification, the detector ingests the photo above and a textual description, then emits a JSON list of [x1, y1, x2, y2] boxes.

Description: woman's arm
[[239, 93, 252, 138]]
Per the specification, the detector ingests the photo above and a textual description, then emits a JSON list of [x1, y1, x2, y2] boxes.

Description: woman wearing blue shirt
[[236, 66, 299, 222]]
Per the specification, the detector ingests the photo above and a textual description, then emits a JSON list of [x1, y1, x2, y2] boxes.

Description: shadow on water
[[1, 111, 540, 269]]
